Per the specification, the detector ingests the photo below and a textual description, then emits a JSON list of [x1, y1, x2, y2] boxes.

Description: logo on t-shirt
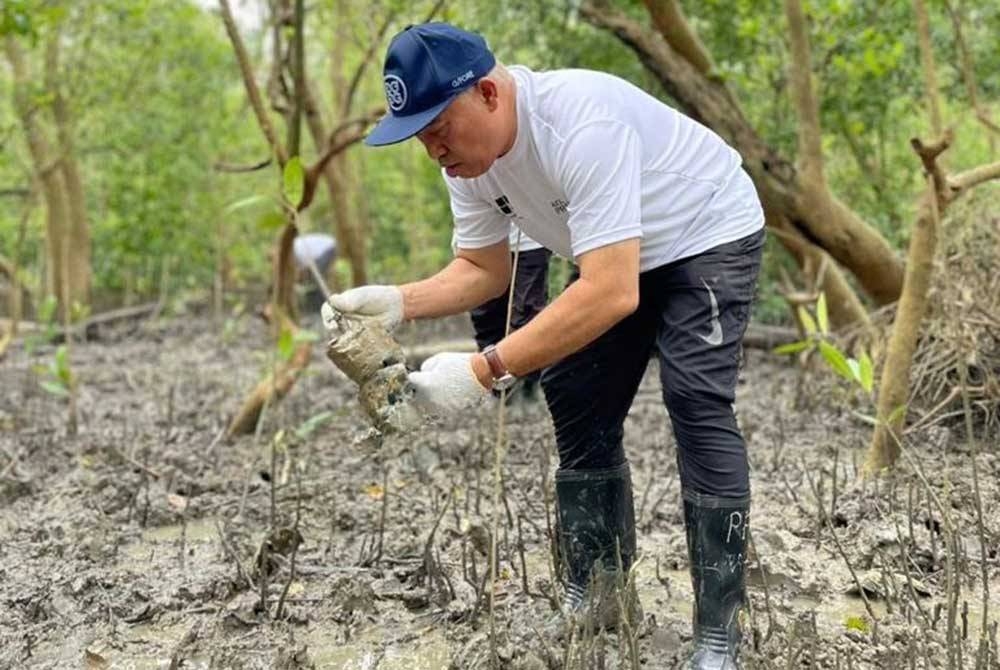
[[550, 198, 569, 215], [494, 195, 514, 217]]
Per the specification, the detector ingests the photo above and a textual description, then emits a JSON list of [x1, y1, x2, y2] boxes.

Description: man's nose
[[419, 136, 446, 161]]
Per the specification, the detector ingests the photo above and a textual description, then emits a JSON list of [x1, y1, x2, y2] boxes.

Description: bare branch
[[911, 131, 953, 201], [299, 106, 382, 211], [913, 0, 943, 136], [949, 161, 1000, 194], [218, 0, 288, 166], [423, 0, 447, 23], [784, 0, 825, 185], [288, 0, 305, 157], [640, 0, 715, 77], [342, 10, 398, 117], [213, 158, 273, 173]]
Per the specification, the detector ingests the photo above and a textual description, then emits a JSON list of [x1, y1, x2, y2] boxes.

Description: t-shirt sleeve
[[556, 120, 643, 258], [446, 175, 510, 250]]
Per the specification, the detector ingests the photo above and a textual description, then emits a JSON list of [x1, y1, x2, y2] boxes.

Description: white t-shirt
[[451, 223, 542, 255], [448, 67, 764, 272]]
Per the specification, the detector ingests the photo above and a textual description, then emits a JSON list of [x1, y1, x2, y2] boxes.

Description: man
[[467, 225, 550, 400], [329, 23, 764, 668]]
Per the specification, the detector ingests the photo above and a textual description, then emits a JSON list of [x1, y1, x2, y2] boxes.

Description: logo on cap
[[384, 74, 407, 112]]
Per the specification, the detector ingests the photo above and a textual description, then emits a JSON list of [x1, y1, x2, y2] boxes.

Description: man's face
[[415, 85, 498, 179]]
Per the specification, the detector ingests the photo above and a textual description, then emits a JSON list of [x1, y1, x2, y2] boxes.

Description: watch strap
[[482, 344, 509, 381]]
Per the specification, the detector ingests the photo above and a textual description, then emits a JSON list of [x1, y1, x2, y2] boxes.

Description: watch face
[[492, 374, 517, 392]]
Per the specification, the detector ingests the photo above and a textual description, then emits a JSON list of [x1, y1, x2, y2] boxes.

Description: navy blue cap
[[365, 23, 496, 147]]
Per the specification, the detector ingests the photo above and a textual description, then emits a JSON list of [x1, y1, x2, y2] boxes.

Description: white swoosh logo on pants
[[699, 278, 723, 346]]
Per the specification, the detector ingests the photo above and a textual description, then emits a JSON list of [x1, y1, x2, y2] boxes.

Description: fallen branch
[[227, 312, 312, 437]]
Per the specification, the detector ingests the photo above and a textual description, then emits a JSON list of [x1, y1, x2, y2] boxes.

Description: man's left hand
[[408, 352, 491, 415]]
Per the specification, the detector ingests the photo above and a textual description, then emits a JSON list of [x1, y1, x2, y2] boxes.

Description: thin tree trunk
[[302, 78, 367, 287], [866, 143, 1000, 472], [45, 31, 91, 311], [866, 139, 948, 472], [944, 0, 997, 156], [914, 0, 943, 137], [5, 38, 72, 318], [580, 1, 904, 308]]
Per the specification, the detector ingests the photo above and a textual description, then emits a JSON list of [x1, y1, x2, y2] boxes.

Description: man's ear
[[477, 78, 500, 111]]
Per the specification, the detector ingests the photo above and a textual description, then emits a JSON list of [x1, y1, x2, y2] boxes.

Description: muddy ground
[[1, 312, 998, 669]]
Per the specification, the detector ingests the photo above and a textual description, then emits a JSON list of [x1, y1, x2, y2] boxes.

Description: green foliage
[[2, 0, 998, 324], [36, 344, 73, 397], [844, 615, 870, 633], [775, 292, 874, 394], [282, 157, 305, 210], [0, 0, 35, 39]]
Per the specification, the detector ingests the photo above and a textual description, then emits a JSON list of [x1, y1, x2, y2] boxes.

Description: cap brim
[[365, 95, 456, 147]]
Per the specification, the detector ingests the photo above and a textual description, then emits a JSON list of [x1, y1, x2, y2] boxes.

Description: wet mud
[[1, 314, 998, 669]]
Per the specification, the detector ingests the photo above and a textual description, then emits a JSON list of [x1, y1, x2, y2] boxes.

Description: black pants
[[470, 248, 551, 386], [540, 229, 765, 497]]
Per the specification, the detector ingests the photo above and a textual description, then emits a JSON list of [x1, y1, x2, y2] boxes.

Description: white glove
[[408, 352, 491, 416], [327, 285, 404, 331]]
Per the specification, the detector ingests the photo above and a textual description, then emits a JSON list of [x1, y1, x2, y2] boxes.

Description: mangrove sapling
[[321, 302, 420, 437]]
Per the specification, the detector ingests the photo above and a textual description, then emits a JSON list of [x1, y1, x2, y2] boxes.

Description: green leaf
[[818, 341, 854, 381], [816, 293, 829, 336], [295, 411, 334, 439], [844, 615, 869, 633], [773, 341, 812, 355], [277, 327, 295, 361], [283, 157, 305, 209], [798, 306, 818, 336], [847, 358, 861, 383], [858, 352, 874, 393], [257, 210, 287, 232], [54, 345, 69, 377], [40, 380, 69, 397], [224, 194, 272, 215]]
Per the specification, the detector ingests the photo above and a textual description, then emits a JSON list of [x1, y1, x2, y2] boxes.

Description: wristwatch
[[481, 344, 518, 392]]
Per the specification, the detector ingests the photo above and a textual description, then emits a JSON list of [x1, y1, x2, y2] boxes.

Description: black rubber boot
[[554, 462, 640, 630], [683, 490, 750, 669]]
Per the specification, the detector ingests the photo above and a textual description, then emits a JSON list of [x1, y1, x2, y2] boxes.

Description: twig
[[802, 460, 877, 621], [218, 0, 288, 165], [275, 462, 303, 620], [957, 348, 992, 642]]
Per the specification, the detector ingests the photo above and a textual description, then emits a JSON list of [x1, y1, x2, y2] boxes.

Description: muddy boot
[[554, 462, 641, 632], [683, 491, 750, 670]]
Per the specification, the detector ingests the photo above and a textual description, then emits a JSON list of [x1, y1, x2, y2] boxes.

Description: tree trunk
[[302, 78, 367, 287], [580, 1, 904, 308], [866, 153, 1000, 471], [5, 38, 72, 319], [45, 31, 91, 311]]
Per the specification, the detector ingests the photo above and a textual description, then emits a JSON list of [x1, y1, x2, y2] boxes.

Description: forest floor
[[1, 312, 998, 670]]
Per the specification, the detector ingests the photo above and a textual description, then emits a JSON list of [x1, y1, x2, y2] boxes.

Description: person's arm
[[469, 237, 640, 386], [401, 240, 511, 320]]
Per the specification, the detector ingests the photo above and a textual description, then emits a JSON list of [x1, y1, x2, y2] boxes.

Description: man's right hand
[[327, 285, 405, 331]]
